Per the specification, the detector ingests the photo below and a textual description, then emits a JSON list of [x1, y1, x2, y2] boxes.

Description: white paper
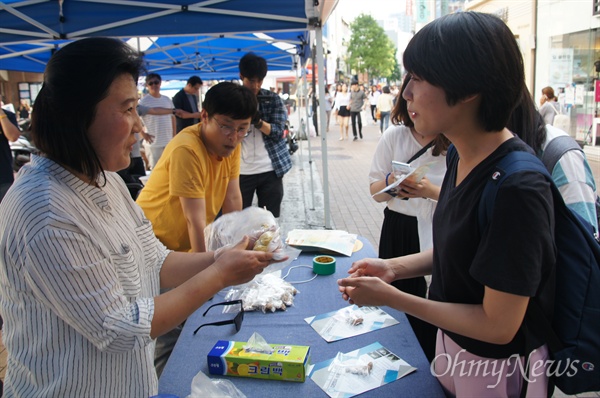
[[305, 305, 399, 342], [309, 342, 417, 398], [372, 162, 434, 197]]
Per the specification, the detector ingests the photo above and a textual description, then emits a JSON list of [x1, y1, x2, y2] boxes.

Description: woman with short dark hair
[[339, 12, 555, 396]]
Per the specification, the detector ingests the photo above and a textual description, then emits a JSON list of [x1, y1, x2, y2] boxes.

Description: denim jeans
[[380, 111, 391, 133]]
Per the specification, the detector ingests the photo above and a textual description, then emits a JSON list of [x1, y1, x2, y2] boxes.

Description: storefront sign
[[549, 48, 574, 86]]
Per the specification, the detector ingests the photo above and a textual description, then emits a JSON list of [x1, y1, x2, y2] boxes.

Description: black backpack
[[475, 147, 600, 394]]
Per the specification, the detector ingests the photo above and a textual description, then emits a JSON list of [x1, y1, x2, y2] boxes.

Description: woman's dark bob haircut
[[403, 12, 525, 132], [32, 37, 144, 183], [202, 82, 257, 120]]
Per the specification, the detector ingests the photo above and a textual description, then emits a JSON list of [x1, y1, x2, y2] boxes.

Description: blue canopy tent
[[0, 32, 308, 80], [0, 0, 337, 227]]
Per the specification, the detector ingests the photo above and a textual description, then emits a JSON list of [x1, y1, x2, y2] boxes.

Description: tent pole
[[304, 66, 315, 211], [315, 25, 331, 229], [295, 57, 304, 171]]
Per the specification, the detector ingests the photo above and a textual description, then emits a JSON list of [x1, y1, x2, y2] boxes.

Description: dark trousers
[[370, 104, 377, 121], [350, 111, 363, 138], [379, 207, 437, 362], [240, 171, 284, 218]]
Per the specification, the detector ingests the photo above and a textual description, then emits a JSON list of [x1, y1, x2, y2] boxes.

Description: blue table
[[159, 237, 445, 397]]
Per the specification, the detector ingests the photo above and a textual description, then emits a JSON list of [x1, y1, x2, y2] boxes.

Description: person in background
[[508, 87, 598, 231], [376, 86, 394, 134], [17, 99, 30, 120], [139, 73, 176, 168], [334, 83, 351, 140], [349, 81, 367, 140], [172, 75, 203, 133], [238, 52, 291, 219], [0, 37, 278, 397], [369, 75, 449, 362], [324, 86, 334, 132], [369, 85, 381, 124], [0, 105, 20, 203], [539, 86, 560, 125], [116, 104, 175, 192], [339, 12, 555, 396]]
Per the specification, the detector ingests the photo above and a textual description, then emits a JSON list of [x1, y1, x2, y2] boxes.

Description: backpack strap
[[541, 135, 582, 174], [478, 151, 550, 232]]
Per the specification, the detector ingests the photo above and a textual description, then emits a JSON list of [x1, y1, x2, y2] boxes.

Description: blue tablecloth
[[159, 237, 445, 397]]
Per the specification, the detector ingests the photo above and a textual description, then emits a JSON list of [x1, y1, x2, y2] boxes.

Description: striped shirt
[[139, 94, 175, 148], [0, 155, 170, 397], [542, 124, 598, 231]]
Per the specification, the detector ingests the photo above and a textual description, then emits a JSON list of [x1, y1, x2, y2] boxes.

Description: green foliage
[[347, 14, 397, 81], [388, 48, 402, 82]]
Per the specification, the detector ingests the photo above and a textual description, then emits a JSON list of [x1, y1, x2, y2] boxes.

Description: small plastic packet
[[187, 369, 246, 398], [243, 332, 274, 355], [327, 352, 374, 377], [333, 307, 364, 327]]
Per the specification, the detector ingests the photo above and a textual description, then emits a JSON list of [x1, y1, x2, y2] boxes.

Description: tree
[[388, 48, 403, 83], [347, 14, 397, 81]]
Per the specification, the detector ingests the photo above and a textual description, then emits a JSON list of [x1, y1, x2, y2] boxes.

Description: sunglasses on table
[[147, 80, 161, 86], [193, 299, 244, 335]]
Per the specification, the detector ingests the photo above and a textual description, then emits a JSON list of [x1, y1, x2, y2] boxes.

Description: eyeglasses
[[147, 80, 161, 86], [193, 300, 244, 335], [212, 117, 250, 138]]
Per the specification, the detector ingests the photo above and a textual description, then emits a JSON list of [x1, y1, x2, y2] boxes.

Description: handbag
[[375, 109, 381, 120]]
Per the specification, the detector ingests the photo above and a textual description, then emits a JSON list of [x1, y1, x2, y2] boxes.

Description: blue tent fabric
[[0, 0, 322, 78], [0, 1, 308, 41]]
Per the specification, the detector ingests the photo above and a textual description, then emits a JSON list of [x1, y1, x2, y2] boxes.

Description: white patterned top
[[0, 155, 170, 397]]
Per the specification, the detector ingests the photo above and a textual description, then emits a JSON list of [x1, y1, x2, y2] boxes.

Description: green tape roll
[[313, 255, 336, 275]]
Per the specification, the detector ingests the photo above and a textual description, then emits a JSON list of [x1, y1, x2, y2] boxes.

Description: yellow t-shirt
[[136, 123, 240, 251]]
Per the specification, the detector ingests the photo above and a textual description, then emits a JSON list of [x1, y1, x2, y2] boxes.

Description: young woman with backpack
[[338, 12, 556, 397]]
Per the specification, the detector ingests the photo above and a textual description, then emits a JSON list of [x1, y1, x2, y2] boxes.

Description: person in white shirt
[[139, 73, 176, 168], [0, 37, 279, 398], [334, 83, 351, 140], [369, 85, 381, 123]]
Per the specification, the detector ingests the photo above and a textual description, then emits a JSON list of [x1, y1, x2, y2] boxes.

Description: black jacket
[[172, 89, 199, 133]]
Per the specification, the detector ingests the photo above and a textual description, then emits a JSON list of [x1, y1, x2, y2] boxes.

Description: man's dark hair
[[32, 37, 144, 183], [187, 75, 203, 86], [239, 53, 268, 80], [403, 11, 524, 132], [202, 82, 257, 120], [146, 72, 161, 82]]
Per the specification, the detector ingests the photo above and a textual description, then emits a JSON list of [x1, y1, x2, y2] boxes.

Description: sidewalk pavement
[[279, 108, 386, 251], [278, 107, 600, 398]]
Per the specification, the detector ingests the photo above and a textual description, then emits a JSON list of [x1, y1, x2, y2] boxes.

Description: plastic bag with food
[[205, 207, 300, 275]]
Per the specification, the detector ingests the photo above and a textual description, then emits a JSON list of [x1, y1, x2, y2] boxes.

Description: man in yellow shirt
[[136, 82, 257, 376], [137, 81, 257, 253]]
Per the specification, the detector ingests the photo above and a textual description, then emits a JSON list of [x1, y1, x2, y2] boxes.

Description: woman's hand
[[211, 238, 276, 287], [338, 258, 395, 301], [337, 276, 396, 306], [399, 176, 441, 201]]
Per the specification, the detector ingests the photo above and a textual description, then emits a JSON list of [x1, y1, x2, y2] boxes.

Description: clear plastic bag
[[206, 207, 301, 276], [223, 273, 299, 313], [327, 352, 374, 377], [187, 369, 246, 398]]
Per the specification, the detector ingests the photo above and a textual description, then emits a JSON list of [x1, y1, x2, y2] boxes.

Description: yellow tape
[[312, 255, 336, 275]]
